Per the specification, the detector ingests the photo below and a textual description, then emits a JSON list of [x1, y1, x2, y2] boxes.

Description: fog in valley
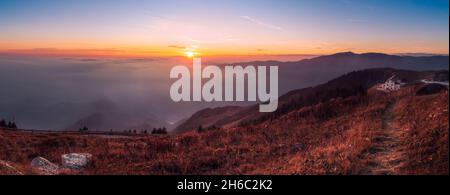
[[0, 55, 314, 131], [1, 53, 447, 131]]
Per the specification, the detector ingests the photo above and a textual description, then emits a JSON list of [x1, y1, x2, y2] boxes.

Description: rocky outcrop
[[61, 153, 92, 169], [30, 157, 59, 175]]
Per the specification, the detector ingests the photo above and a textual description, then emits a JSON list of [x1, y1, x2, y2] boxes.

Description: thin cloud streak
[[240, 15, 284, 31]]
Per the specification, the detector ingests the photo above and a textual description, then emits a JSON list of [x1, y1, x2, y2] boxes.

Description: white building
[[377, 75, 403, 92]]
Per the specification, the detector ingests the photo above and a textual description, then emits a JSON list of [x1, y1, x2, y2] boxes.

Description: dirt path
[[366, 100, 405, 175]]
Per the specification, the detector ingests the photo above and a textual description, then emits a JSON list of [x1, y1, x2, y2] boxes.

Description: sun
[[185, 51, 194, 58]]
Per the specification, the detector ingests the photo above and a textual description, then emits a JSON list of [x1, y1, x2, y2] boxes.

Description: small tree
[[151, 127, 168, 134], [79, 126, 88, 132], [197, 125, 204, 133], [0, 119, 6, 128], [9, 121, 17, 129]]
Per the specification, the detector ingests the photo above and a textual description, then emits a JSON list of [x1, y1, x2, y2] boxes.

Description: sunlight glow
[[185, 51, 195, 58]]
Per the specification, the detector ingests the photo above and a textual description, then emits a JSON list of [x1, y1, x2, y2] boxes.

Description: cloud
[[0, 48, 166, 57], [60, 57, 164, 63], [79, 58, 100, 62], [168, 45, 186, 49], [35, 48, 120, 52], [122, 57, 166, 63], [240, 16, 284, 31], [5, 48, 123, 54]]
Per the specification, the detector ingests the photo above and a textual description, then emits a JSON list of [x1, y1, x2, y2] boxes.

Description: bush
[[0, 119, 17, 129], [0, 119, 7, 128], [79, 126, 89, 132], [152, 127, 168, 134], [416, 84, 447, 96], [197, 125, 204, 133]]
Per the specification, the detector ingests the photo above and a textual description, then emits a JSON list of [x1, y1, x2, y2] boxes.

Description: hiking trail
[[366, 100, 405, 175]]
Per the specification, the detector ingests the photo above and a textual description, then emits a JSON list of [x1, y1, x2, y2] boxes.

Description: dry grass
[[393, 90, 449, 174], [0, 86, 448, 175]]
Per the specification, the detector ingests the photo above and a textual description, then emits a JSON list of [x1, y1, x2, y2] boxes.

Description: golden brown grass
[[0, 86, 448, 175]]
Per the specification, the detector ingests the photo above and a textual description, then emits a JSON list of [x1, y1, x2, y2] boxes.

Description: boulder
[[30, 157, 59, 175], [61, 153, 92, 169], [0, 160, 23, 175], [416, 84, 447, 96]]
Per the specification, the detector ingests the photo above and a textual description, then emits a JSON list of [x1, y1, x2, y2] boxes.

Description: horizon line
[[0, 49, 449, 59]]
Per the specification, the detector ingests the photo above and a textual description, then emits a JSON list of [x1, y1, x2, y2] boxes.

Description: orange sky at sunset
[[1, 0, 448, 58]]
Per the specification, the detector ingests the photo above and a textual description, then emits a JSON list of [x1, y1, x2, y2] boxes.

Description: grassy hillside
[[1, 83, 448, 175]]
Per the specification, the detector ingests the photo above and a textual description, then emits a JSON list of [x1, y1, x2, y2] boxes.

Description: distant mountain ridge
[[226, 51, 448, 70]]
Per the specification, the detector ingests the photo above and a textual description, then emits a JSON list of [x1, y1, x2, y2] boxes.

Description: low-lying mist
[[0, 55, 306, 131], [1, 53, 448, 131]]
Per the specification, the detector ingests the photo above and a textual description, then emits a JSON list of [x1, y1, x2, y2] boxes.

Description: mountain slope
[[175, 68, 448, 133]]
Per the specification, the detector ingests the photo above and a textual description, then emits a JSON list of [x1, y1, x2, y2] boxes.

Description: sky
[[0, 0, 449, 57]]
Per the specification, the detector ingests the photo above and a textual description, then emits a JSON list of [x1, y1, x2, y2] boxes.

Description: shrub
[[152, 127, 168, 134], [79, 126, 88, 132]]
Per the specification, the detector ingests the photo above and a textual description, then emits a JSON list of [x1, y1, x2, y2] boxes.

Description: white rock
[[0, 160, 23, 175], [61, 153, 92, 169], [30, 157, 59, 175]]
